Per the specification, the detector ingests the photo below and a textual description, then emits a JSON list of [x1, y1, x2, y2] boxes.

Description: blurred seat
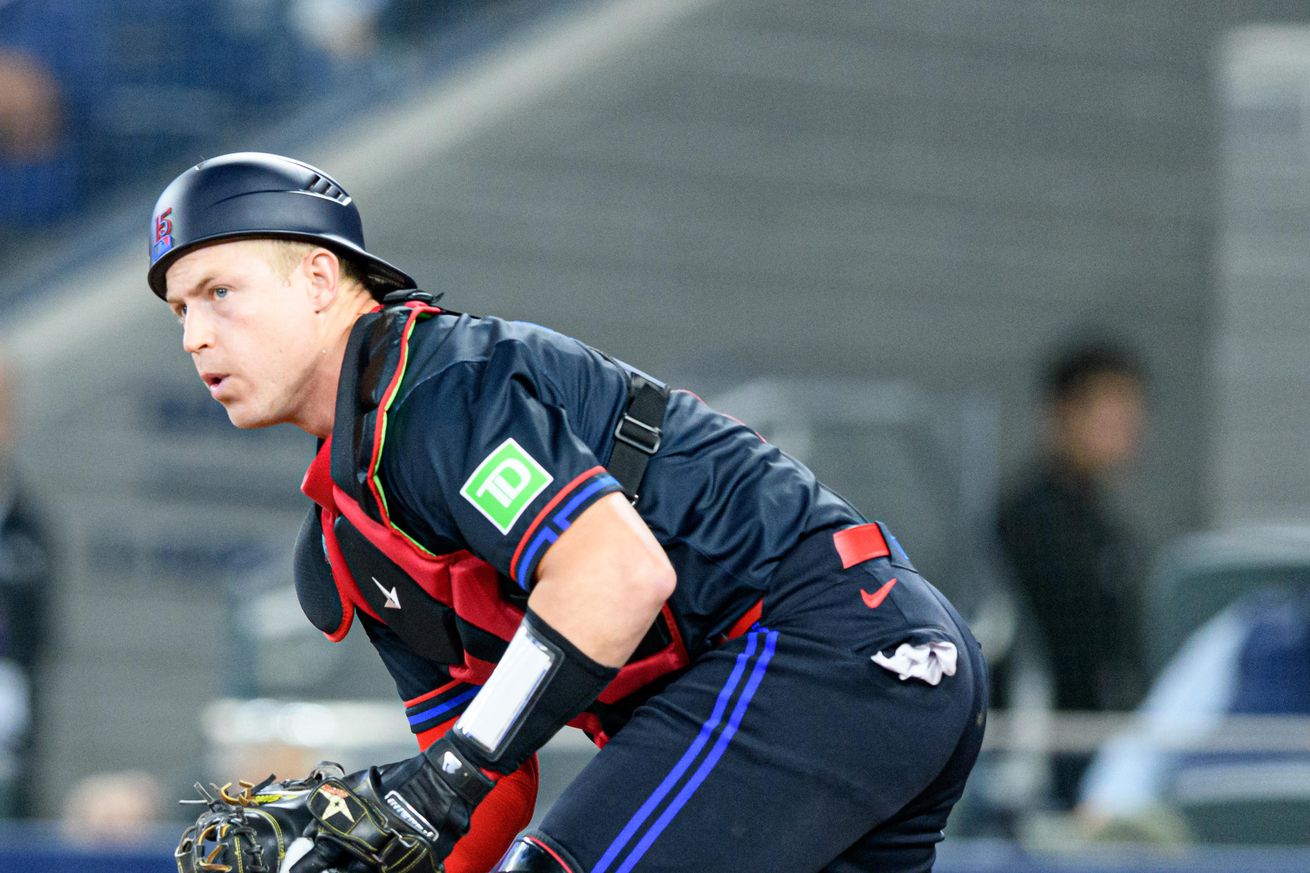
[[1083, 529, 1310, 846], [1176, 788, 1310, 845], [1142, 525, 1310, 676]]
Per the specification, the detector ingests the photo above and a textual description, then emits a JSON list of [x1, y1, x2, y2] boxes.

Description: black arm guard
[[448, 608, 619, 775]]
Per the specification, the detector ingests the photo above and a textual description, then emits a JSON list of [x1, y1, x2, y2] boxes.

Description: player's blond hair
[[258, 239, 369, 294]]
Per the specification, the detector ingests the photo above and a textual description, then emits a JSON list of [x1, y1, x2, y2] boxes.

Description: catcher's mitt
[[175, 761, 346, 873]]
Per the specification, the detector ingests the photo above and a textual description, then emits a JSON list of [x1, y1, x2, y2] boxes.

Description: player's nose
[[181, 308, 213, 354]]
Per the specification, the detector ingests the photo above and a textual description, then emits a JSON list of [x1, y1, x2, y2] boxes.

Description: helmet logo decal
[[151, 207, 174, 263]]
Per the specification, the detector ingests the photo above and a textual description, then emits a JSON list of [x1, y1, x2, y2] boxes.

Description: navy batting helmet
[[147, 152, 415, 299]]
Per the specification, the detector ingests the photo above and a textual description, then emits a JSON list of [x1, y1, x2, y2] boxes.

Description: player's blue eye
[[213, 287, 229, 299]]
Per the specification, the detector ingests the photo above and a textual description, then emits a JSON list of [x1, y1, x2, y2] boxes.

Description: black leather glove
[[175, 763, 345, 873], [288, 737, 495, 873]]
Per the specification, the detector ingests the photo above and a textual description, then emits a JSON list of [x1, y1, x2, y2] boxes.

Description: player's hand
[[287, 738, 494, 873]]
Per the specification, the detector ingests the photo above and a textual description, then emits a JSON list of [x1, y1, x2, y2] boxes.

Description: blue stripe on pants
[[592, 630, 778, 873]]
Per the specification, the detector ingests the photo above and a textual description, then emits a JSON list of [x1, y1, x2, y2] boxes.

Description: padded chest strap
[[597, 353, 670, 502]]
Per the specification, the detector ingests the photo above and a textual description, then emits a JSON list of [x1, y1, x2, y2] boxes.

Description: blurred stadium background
[[2, 0, 1310, 870]]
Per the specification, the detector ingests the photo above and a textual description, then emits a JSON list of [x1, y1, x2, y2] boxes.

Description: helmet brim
[[147, 230, 416, 300]]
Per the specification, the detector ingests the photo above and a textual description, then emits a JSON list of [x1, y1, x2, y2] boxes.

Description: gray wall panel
[[1214, 26, 1310, 522]]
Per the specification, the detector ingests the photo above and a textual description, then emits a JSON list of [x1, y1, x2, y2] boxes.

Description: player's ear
[[303, 247, 342, 312]]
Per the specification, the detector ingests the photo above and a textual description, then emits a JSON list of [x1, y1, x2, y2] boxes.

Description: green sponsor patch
[[460, 438, 554, 534]]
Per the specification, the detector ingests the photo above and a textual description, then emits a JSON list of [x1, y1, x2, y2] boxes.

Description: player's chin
[[221, 402, 274, 430]]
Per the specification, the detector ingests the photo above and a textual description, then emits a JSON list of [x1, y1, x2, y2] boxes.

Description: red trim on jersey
[[833, 523, 891, 569], [509, 465, 607, 582], [724, 599, 764, 639], [404, 678, 464, 708]]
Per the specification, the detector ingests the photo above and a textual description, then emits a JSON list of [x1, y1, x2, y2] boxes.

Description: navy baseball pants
[[531, 524, 988, 872]]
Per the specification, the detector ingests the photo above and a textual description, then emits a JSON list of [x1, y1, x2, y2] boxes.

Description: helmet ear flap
[[147, 152, 415, 300]]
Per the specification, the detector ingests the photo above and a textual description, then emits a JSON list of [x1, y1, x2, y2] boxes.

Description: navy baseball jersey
[[374, 310, 868, 655]]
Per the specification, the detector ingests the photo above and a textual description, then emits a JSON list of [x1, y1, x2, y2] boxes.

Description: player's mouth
[[201, 372, 231, 397]]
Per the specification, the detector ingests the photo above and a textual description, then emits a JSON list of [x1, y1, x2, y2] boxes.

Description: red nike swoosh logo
[[861, 578, 897, 609]]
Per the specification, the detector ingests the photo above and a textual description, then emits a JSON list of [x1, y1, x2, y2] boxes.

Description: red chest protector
[[295, 301, 688, 743]]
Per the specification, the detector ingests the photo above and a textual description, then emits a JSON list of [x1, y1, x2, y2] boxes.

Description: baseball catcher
[[151, 153, 987, 873]]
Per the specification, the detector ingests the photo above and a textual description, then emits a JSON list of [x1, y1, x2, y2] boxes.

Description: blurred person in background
[[0, 50, 61, 160], [1, 0, 337, 274], [60, 770, 165, 845], [0, 0, 104, 249], [0, 350, 54, 817], [995, 339, 1149, 809]]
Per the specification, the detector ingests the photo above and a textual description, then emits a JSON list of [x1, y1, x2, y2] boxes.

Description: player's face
[[163, 240, 324, 430]]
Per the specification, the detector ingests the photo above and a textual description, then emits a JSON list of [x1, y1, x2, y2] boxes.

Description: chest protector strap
[[597, 353, 669, 503]]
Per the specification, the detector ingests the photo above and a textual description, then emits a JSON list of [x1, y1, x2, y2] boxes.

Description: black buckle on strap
[[598, 360, 669, 503], [614, 411, 662, 455]]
